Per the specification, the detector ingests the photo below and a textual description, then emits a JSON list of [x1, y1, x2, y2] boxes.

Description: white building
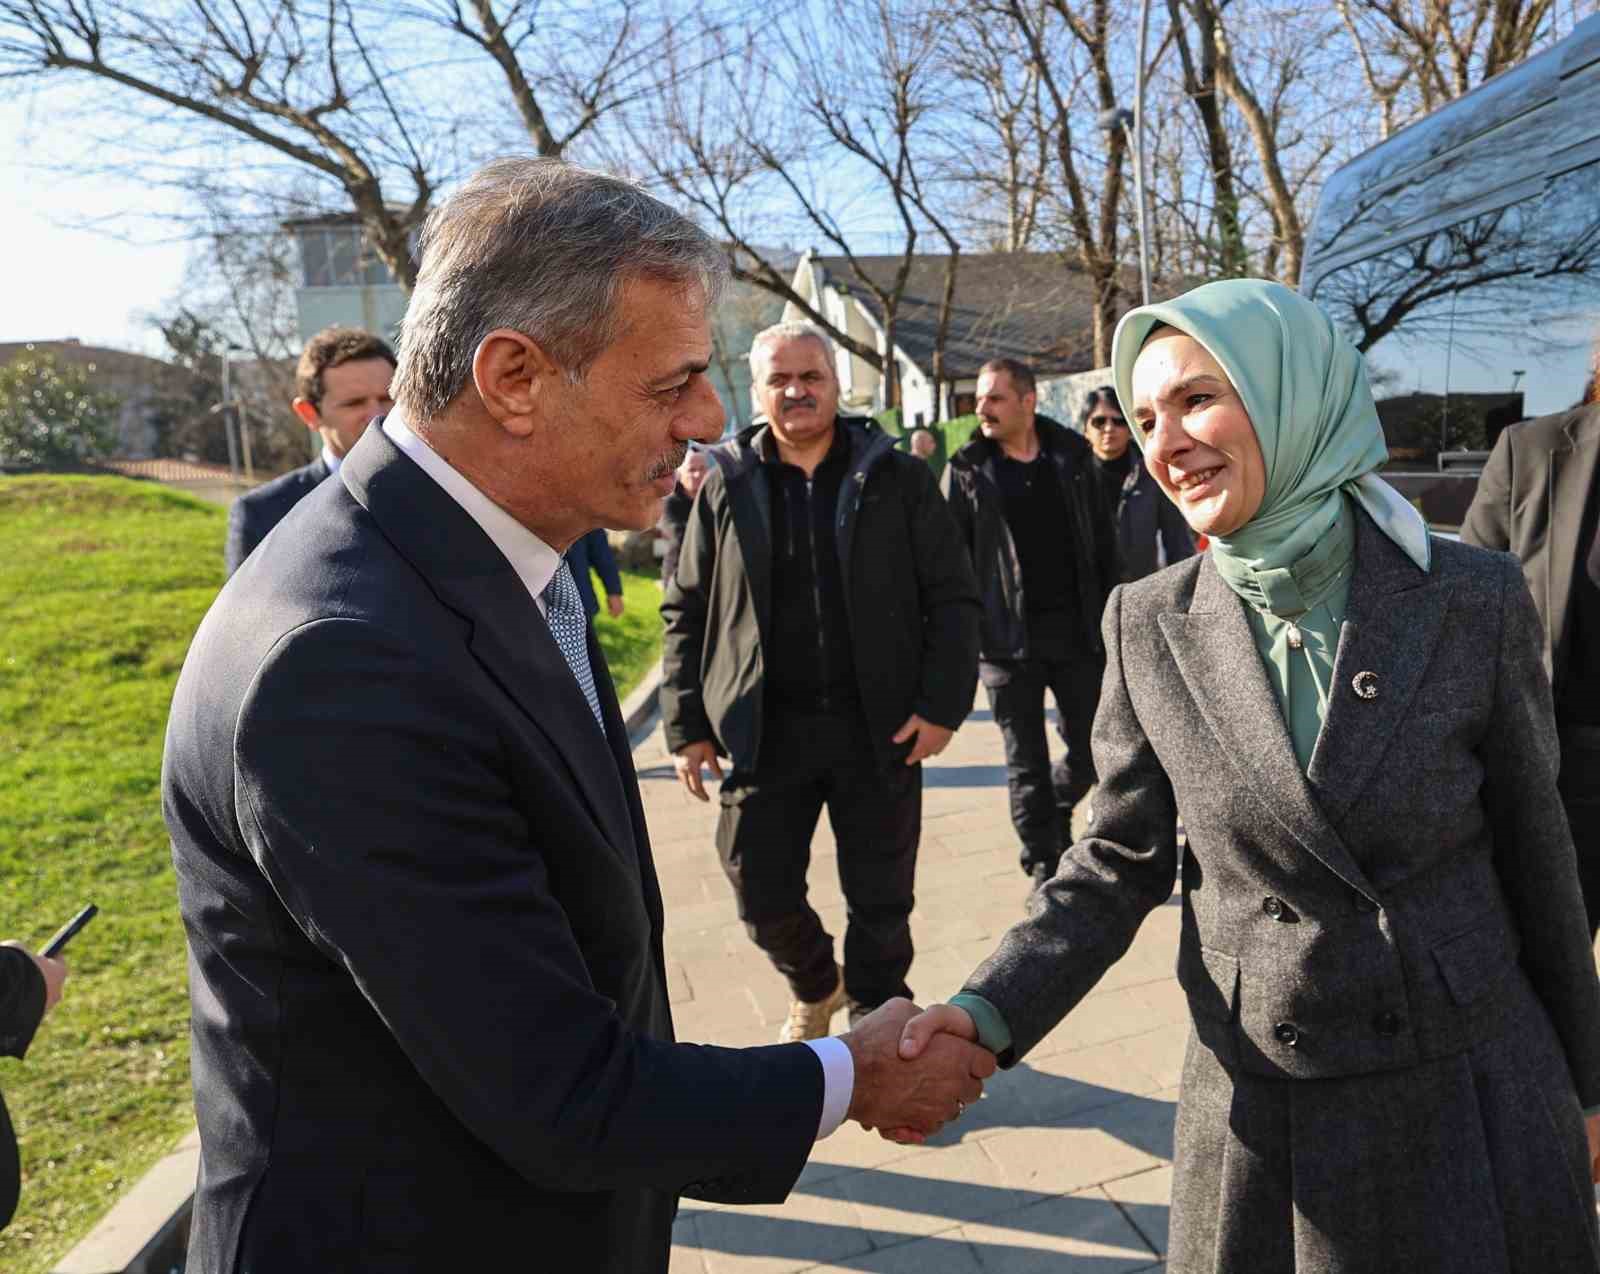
[[783, 250, 1124, 427]]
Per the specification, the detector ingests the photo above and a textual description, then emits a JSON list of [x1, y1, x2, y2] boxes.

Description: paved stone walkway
[[631, 695, 1185, 1273]]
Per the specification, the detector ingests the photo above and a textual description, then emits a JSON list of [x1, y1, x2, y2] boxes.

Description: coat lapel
[[1306, 515, 1446, 826], [1160, 554, 1378, 902], [341, 428, 638, 863]]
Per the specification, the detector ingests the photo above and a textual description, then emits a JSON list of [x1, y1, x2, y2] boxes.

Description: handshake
[[838, 1000, 991, 1144]]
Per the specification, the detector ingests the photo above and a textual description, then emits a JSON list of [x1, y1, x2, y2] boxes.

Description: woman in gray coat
[[900, 280, 1600, 1272]]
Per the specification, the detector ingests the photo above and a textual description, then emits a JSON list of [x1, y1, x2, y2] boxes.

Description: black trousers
[[981, 652, 1103, 878], [1558, 724, 1600, 940], [715, 710, 920, 1011]]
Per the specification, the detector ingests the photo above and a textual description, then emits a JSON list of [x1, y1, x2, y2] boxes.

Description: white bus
[[1300, 14, 1599, 522]]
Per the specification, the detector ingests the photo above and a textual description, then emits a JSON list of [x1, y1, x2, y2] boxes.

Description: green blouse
[[1233, 504, 1356, 773]]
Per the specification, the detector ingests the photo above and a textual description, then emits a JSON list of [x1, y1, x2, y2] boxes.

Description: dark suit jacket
[[164, 427, 822, 1273], [567, 527, 624, 619], [0, 947, 46, 1231], [1460, 404, 1600, 696], [223, 455, 330, 577]]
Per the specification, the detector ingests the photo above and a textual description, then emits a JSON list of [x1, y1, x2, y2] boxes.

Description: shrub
[[0, 353, 121, 468]]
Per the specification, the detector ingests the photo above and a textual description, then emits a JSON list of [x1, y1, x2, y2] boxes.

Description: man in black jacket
[[1, 941, 66, 1231], [223, 327, 396, 577], [662, 322, 980, 1042], [942, 359, 1121, 888]]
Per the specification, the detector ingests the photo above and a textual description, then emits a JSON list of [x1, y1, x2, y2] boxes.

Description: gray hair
[[748, 321, 839, 384], [392, 157, 728, 421]]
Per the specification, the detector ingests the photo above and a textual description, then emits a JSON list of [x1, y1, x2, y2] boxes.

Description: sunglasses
[[1086, 414, 1127, 430]]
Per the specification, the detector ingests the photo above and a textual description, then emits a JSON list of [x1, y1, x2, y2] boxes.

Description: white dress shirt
[[377, 413, 854, 1138], [322, 446, 342, 478]]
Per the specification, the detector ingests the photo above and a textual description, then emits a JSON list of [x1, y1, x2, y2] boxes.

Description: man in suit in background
[[1462, 396, 1600, 936], [568, 527, 626, 620], [165, 157, 993, 1274], [223, 327, 396, 576], [1, 941, 66, 1231]]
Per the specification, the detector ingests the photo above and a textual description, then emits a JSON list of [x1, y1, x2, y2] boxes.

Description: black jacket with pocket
[[661, 418, 980, 772], [941, 417, 1122, 660]]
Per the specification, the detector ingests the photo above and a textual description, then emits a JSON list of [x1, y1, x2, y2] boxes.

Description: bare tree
[[989, 0, 1148, 364], [0, 1, 443, 288], [1336, 0, 1573, 137], [626, 0, 962, 412]]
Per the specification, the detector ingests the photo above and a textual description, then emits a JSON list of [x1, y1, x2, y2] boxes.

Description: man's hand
[[673, 740, 724, 802], [841, 998, 995, 1138], [3, 941, 67, 1015], [871, 1002, 982, 1143], [1587, 1112, 1600, 1183], [891, 714, 953, 766], [605, 594, 625, 618]]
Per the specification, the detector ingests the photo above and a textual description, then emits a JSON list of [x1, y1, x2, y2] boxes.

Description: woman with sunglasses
[[1082, 386, 1196, 581]]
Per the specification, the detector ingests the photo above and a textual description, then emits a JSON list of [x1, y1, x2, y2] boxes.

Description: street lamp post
[[1098, 0, 1154, 308], [219, 348, 241, 484]]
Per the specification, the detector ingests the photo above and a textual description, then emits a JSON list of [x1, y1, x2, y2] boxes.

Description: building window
[[297, 226, 401, 289]]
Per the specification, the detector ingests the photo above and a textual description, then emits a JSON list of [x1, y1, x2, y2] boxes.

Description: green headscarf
[[1110, 278, 1429, 615]]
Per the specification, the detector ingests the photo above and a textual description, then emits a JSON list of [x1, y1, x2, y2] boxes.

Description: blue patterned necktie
[[541, 558, 605, 732]]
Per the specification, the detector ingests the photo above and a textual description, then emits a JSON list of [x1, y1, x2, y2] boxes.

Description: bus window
[[1309, 161, 1600, 461]]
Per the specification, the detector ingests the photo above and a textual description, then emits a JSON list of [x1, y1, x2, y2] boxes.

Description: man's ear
[[291, 398, 320, 430], [473, 329, 562, 439]]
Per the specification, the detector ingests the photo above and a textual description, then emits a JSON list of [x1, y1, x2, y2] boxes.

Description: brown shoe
[[777, 966, 847, 1042]]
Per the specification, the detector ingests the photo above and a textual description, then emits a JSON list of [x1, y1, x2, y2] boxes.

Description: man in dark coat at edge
[[942, 358, 1122, 888], [164, 160, 994, 1274], [223, 327, 396, 577], [1, 941, 66, 1231], [1462, 393, 1600, 936], [661, 321, 981, 1044]]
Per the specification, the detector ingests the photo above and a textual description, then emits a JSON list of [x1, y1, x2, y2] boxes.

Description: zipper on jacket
[[806, 476, 830, 698]]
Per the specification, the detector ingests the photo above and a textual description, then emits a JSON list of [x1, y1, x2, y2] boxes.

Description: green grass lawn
[[0, 474, 662, 1273]]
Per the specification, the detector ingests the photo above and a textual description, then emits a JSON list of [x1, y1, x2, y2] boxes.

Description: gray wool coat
[[964, 510, 1600, 1273]]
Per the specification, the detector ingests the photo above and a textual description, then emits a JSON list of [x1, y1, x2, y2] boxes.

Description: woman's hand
[[1587, 1112, 1600, 1183]]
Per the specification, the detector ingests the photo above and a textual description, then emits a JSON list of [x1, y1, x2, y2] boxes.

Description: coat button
[[1374, 1011, 1403, 1037], [1274, 1022, 1300, 1047], [1262, 896, 1285, 919]]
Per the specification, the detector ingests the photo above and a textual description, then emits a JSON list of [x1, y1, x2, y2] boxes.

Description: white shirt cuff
[[802, 1035, 854, 1140]]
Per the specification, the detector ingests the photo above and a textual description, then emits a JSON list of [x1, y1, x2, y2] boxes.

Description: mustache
[[645, 443, 689, 483], [781, 398, 817, 412]]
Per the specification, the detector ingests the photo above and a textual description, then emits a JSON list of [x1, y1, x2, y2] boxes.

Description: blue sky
[[1, 88, 192, 355]]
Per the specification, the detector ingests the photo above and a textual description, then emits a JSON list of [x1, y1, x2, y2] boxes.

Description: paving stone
[[808, 1232, 986, 1272], [833, 1141, 1027, 1241], [641, 687, 1184, 1274], [692, 1178, 874, 1273], [1099, 1166, 1173, 1259], [957, 1188, 1159, 1272]]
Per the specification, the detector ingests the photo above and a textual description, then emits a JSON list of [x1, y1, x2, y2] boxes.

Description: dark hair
[[297, 327, 397, 407], [1080, 385, 1123, 427], [978, 357, 1036, 397]]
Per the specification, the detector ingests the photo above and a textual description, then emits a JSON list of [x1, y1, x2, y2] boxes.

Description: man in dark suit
[[1, 941, 66, 1231], [1462, 399, 1600, 935], [567, 527, 626, 620], [222, 327, 396, 576], [164, 158, 993, 1274]]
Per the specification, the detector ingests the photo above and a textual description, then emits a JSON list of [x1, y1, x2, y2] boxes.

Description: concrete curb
[[50, 1128, 198, 1274], [622, 659, 664, 748], [48, 661, 667, 1273]]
